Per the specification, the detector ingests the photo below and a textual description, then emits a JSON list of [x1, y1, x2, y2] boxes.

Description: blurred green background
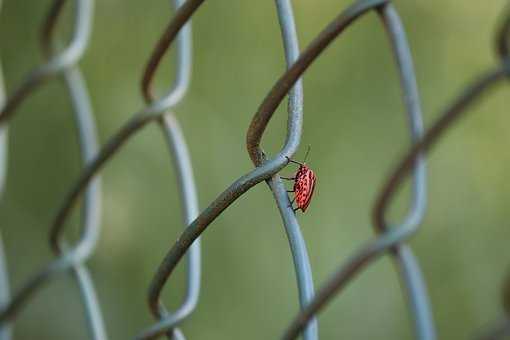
[[1, 0, 510, 339]]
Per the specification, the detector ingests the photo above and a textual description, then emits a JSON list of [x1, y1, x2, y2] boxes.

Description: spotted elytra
[[281, 146, 317, 213]]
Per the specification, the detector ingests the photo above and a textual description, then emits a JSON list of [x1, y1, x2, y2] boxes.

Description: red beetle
[[282, 147, 316, 213]]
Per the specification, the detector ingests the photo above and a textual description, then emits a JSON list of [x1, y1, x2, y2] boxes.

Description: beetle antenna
[[303, 145, 311, 163]]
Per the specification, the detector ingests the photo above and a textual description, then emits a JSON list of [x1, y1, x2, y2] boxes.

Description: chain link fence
[[0, 0, 509, 339]]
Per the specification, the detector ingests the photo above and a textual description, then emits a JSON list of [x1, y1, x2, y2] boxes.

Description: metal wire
[[143, 1, 202, 338], [241, 0, 435, 338], [269, 1, 317, 339], [1, 0, 509, 339], [47, 0, 204, 251], [141, 0, 421, 338], [61, 66, 107, 340], [0, 0, 92, 124], [0, 0, 202, 338], [137, 1, 320, 338], [282, 3, 510, 340], [0, 1, 108, 339]]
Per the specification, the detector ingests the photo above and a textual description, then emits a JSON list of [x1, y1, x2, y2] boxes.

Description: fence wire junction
[[0, 0, 509, 339]]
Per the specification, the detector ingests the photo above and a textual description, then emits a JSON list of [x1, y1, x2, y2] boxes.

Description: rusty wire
[[0, 0, 92, 124], [0, 0, 203, 338], [0, 0, 509, 339], [282, 2, 510, 340], [0, 0, 109, 339], [144, 1, 434, 339], [273, 1, 437, 338], [137, 0, 319, 338]]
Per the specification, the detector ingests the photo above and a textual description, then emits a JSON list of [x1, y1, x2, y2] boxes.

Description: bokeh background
[[1, 0, 510, 339]]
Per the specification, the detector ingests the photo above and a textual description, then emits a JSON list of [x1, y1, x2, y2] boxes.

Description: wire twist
[[138, 0, 317, 338], [283, 2, 510, 339], [138, 0, 201, 339], [0, 4, 110, 340], [0, 0, 92, 124], [1, 1, 509, 339]]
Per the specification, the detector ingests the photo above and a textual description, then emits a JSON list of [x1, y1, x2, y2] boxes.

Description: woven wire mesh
[[0, 0, 509, 339]]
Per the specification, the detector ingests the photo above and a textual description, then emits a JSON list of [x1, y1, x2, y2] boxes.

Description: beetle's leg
[[293, 207, 300, 213], [286, 189, 294, 193], [288, 197, 296, 209], [280, 176, 295, 180], [285, 156, 304, 166]]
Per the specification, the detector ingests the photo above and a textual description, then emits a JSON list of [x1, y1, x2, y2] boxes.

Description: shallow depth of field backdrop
[[1, 0, 509, 339]]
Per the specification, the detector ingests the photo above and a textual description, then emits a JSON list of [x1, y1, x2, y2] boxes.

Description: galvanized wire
[[248, 4, 428, 336], [282, 3, 510, 340], [0, 0, 100, 325], [61, 66, 107, 340], [0, 1, 108, 339], [143, 1, 202, 338], [137, 0, 319, 338], [244, 0, 435, 338], [0, 0, 509, 339], [47, 0, 203, 250], [269, 1, 317, 339], [0, 0, 92, 124], [0, 0, 203, 338]]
